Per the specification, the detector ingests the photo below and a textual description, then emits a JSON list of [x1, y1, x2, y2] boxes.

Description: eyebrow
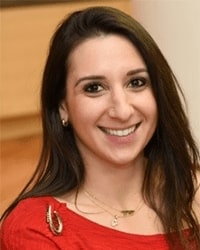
[[127, 68, 148, 76], [75, 75, 106, 86], [75, 68, 148, 86]]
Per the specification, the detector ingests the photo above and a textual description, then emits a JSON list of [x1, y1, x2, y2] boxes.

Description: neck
[[81, 157, 146, 209]]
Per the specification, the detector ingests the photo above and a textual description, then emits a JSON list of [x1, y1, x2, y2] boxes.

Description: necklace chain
[[85, 191, 135, 215], [84, 190, 143, 227], [74, 189, 103, 215]]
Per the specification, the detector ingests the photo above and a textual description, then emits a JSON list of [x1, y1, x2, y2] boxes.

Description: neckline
[[45, 195, 189, 238]]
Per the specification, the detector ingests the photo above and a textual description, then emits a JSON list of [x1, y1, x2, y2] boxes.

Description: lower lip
[[105, 131, 136, 145]]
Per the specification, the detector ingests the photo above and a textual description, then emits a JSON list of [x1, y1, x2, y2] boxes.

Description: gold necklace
[[84, 190, 143, 227], [74, 189, 104, 215]]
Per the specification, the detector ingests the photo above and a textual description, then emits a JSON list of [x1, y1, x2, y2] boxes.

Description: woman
[[1, 6, 199, 250]]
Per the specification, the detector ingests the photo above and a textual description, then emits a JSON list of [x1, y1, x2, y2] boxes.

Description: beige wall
[[0, 0, 132, 140], [132, 0, 200, 146]]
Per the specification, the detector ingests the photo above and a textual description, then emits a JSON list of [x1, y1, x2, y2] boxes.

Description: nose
[[108, 88, 134, 121]]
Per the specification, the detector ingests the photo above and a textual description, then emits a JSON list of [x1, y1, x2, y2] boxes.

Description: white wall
[[132, 0, 200, 145]]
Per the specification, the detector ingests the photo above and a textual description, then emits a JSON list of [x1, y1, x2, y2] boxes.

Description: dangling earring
[[61, 119, 68, 127]]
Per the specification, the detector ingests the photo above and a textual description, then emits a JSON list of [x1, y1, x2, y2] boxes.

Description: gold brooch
[[46, 205, 63, 235]]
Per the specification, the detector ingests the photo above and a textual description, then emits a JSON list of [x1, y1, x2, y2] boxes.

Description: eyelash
[[128, 77, 147, 90], [83, 77, 148, 94], [83, 82, 104, 93]]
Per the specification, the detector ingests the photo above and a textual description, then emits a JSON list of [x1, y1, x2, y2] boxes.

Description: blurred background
[[0, 0, 199, 215]]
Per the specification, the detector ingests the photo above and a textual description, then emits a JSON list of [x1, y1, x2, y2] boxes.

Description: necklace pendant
[[111, 216, 118, 227], [121, 210, 135, 216]]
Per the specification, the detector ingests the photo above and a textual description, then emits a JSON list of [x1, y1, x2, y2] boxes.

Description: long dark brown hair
[[1, 6, 199, 249]]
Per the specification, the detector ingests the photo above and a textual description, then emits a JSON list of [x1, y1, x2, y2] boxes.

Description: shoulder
[[2, 196, 53, 226], [0, 196, 61, 249], [1, 196, 52, 232]]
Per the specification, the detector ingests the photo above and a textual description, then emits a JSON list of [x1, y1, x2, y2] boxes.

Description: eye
[[83, 82, 104, 93], [128, 77, 147, 90]]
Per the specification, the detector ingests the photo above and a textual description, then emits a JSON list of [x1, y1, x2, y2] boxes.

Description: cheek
[[148, 100, 158, 127], [147, 100, 158, 123], [137, 91, 157, 117], [67, 97, 102, 126], [140, 95, 158, 127]]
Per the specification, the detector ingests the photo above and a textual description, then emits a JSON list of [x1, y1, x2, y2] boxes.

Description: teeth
[[103, 126, 137, 137]]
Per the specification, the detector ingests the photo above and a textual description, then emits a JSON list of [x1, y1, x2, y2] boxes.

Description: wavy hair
[[1, 6, 199, 249]]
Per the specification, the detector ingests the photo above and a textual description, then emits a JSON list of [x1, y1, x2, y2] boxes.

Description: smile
[[100, 123, 140, 137]]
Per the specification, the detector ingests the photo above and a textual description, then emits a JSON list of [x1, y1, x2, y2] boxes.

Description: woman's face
[[60, 35, 157, 168]]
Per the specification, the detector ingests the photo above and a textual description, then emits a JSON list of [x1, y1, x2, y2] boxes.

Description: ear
[[59, 100, 69, 122]]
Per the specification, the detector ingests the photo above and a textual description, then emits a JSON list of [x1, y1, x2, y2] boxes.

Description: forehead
[[67, 34, 145, 72]]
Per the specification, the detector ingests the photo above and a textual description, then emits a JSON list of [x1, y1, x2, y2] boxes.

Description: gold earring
[[62, 119, 68, 127]]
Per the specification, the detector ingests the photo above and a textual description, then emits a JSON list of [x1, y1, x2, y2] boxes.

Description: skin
[[193, 172, 200, 222], [60, 35, 157, 169], [58, 34, 200, 233], [58, 35, 161, 234]]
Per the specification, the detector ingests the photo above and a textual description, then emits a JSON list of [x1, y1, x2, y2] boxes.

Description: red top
[[0, 196, 196, 250]]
